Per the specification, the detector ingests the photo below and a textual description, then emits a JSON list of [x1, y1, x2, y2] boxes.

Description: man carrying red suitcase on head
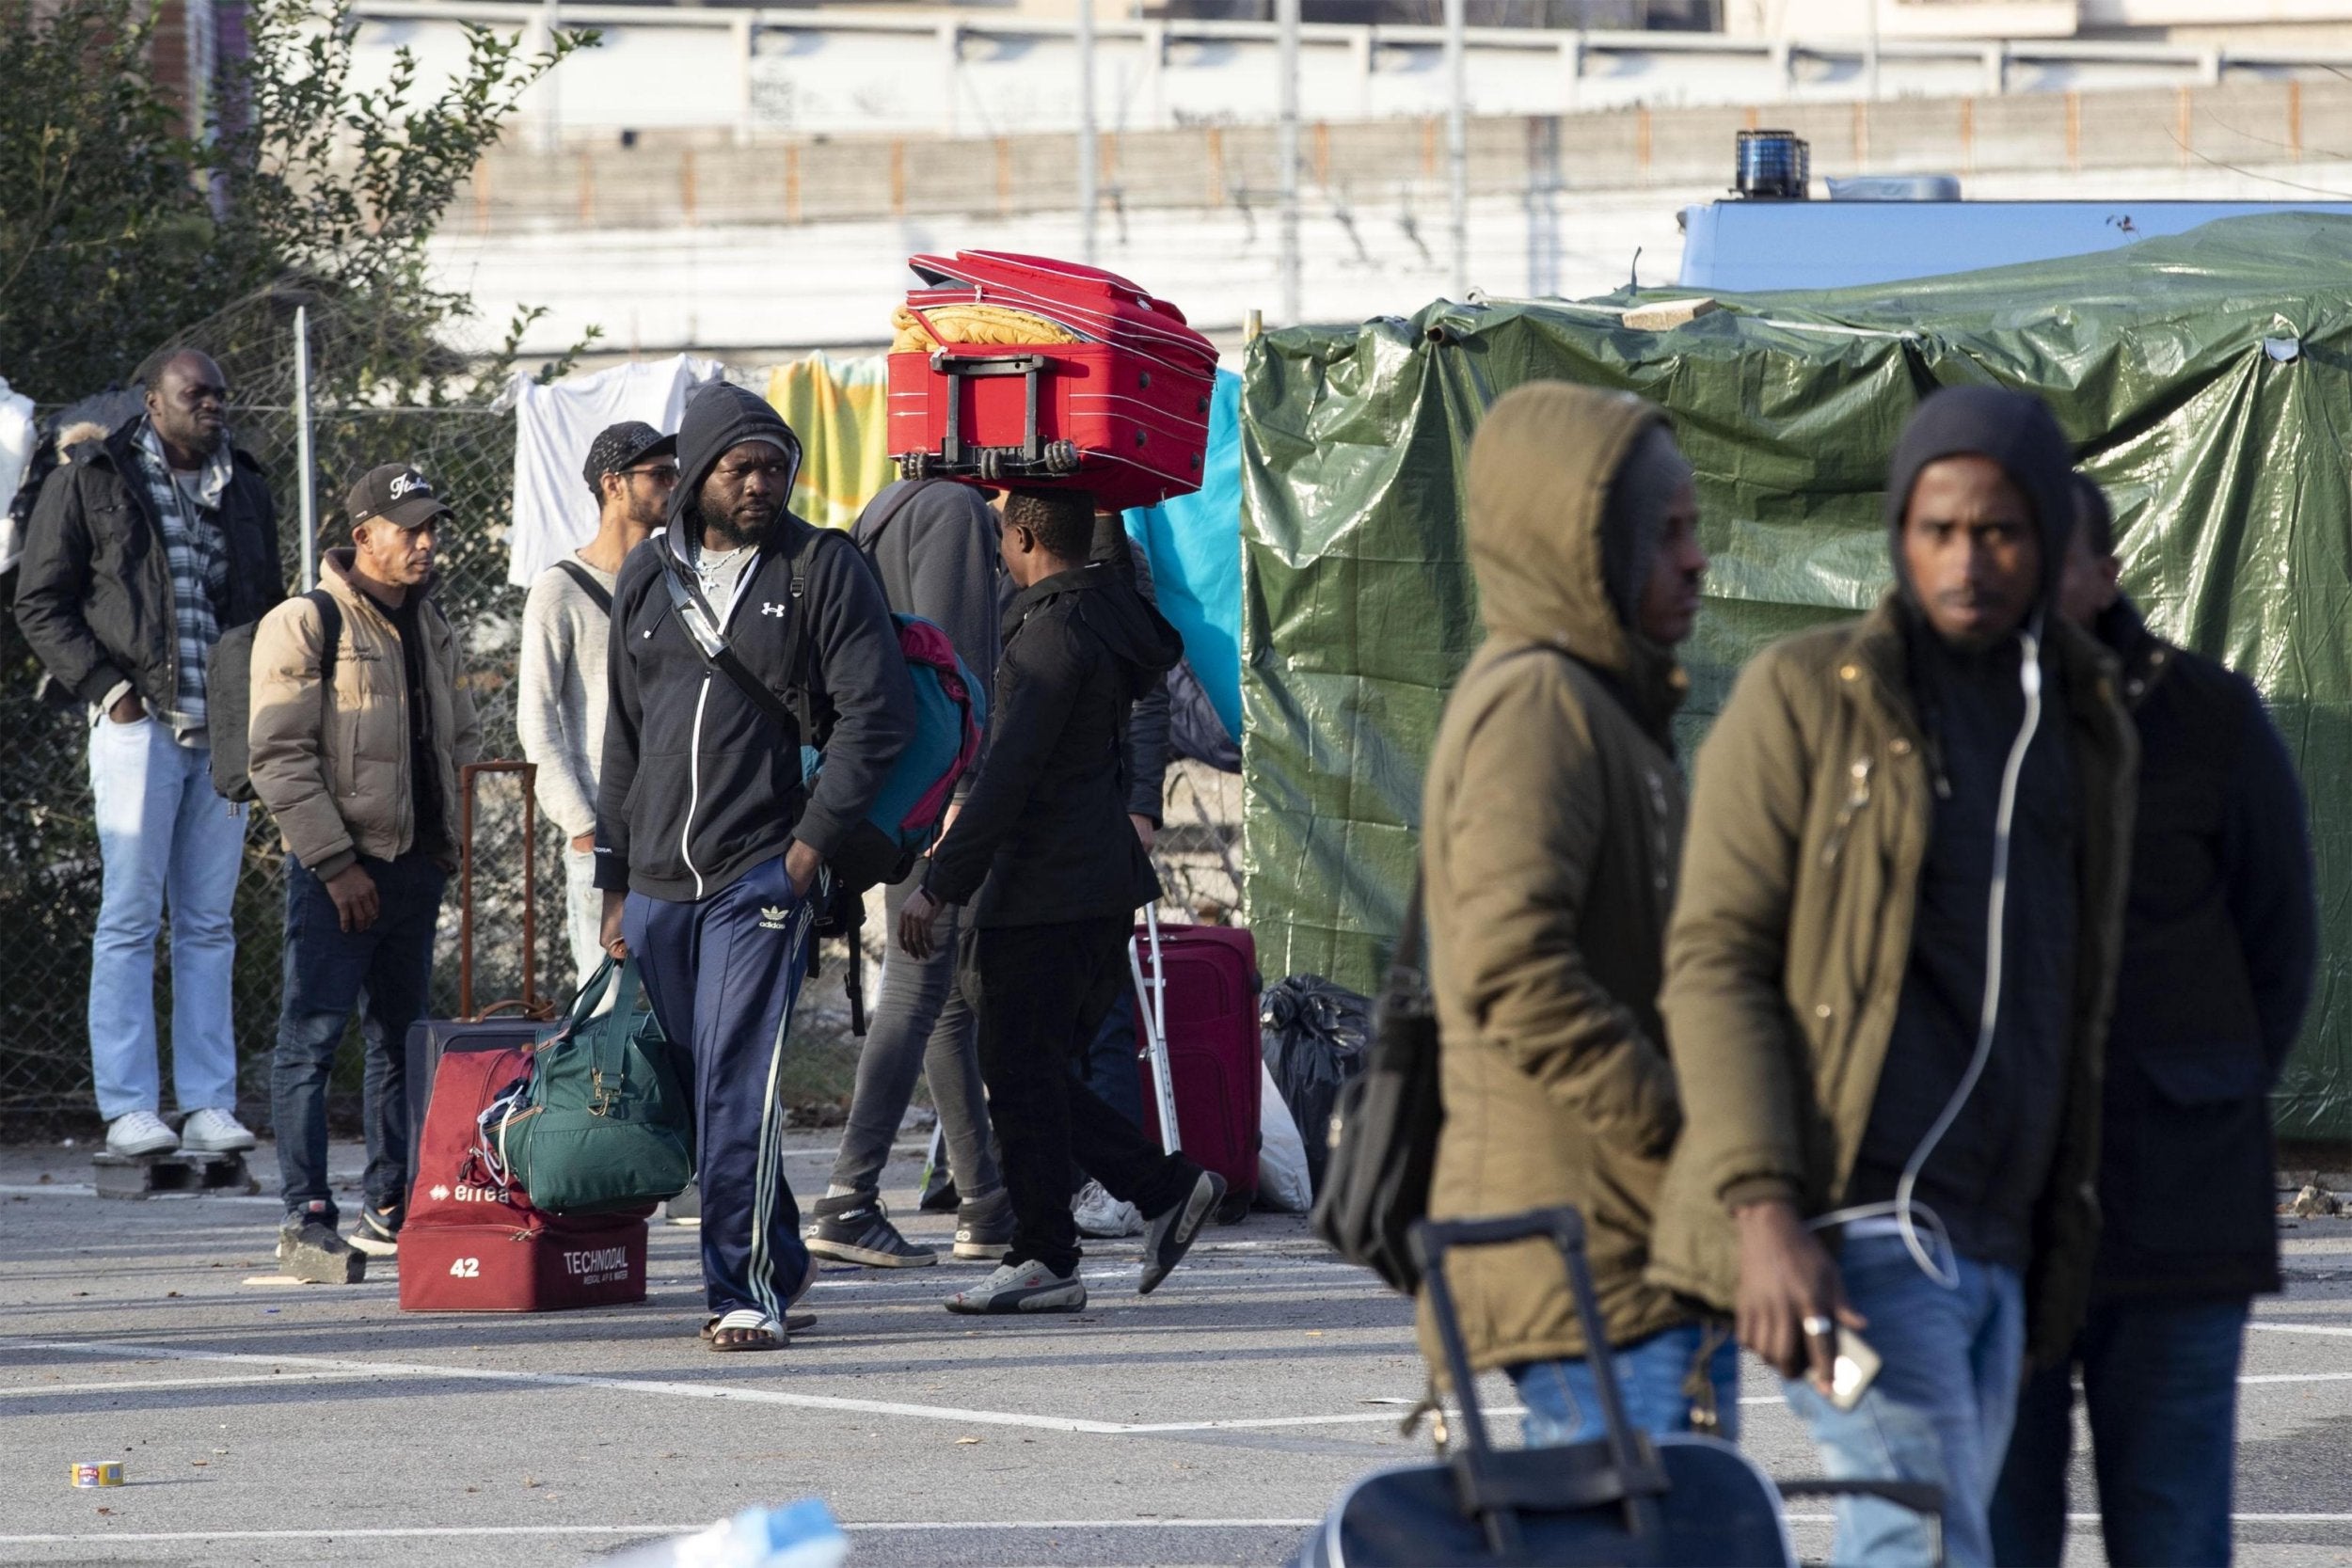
[[900, 486, 1223, 1315], [596, 382, 917, 1352]]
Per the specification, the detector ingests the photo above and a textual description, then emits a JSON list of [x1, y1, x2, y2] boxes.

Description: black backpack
[[207, 588, 341, 804]]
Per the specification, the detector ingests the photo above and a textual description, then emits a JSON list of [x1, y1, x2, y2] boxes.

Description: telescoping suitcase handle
[[1129, 905, 1182, 1158], [1411, 1208, 1672, 1560], [457, 761, 558, 1024]]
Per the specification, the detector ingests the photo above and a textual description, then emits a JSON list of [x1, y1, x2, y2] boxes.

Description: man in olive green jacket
[[1416, 381, 1724, 1443], [1649, 388, 2135, 1568]]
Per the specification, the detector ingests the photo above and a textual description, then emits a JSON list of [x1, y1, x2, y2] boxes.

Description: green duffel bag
[[487, 956, 695, 1215]]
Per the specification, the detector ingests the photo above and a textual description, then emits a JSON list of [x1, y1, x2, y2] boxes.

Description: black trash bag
[[1260, 975, 1373, 1196]]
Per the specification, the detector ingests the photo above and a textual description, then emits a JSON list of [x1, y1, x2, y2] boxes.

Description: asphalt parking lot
[[9, 1134, 2352, 1567]]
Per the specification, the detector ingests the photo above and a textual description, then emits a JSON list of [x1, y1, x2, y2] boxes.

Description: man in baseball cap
[[581, 420, 677, 497], [245, 458, 480, 1279], [348, 462, 454, 532]]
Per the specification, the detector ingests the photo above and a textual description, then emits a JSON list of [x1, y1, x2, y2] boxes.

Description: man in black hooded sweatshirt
[[899, 487, 1222, 1315], [595, 381, 915, 1353], [1991, 476, 2315, 1568], [1654, 386, 2136, 1568]]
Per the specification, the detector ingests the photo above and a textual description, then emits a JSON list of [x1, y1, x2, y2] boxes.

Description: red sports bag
[[1131, 919, 1262, 1205], [399, 1033, 649, 1313], [887, 251, 1218, 514]]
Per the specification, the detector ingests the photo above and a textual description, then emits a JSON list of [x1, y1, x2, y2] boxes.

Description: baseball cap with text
[[347, 464, 453, 531]]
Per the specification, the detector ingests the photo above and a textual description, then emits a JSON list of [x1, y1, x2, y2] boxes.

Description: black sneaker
[[278, 1203, 364, 1284], [349, 1203, 402, 1258], [953, 1194, 1014, 1261], [1138, 1170, 1225, 1295], [918, 1168, 961, 1213], [803, 1196, 937, 1268]]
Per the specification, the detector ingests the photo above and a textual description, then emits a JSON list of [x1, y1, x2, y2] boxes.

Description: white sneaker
[[105, 1111, 179, 1158], [1073, 1179, 1144, 1239], [179, 1107, 257, 1153]]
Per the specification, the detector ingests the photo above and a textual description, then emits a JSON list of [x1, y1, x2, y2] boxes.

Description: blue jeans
[[626, 855, 818, 1321], [1511, 1323, 1742, 1446], [1991, 1295, 2249, 1568], [87, 717, 246, 1120], [269, 850, 446, 1223], [1782, 1233, 2025, 1568]]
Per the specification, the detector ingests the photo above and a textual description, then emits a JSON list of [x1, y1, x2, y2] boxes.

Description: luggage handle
[[1129, 905, 1182, 1158], [1411, 1209, 1670, 1556], [458, 761, 557, 1023], [930, 350, 1057, 471]]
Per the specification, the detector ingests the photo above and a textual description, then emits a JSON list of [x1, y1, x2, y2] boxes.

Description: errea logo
[[757, 905, 791, 930], [428, 1184, 452, 1202]]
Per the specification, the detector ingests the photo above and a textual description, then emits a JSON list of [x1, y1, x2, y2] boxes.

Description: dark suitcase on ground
[[401, 760, 558, 1178], [1131, 915, 1261, 1205], [887, 250, 1218, 514], [1291, 1208, 1947, 1567], [399, 1029, 647, 1313]]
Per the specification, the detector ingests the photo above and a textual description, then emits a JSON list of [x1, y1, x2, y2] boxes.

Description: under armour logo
[[760, 602, 787, 618]]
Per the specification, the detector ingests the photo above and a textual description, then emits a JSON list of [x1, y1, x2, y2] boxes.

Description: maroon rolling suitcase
[[886, 250, 1218, 514], [1131, 912, 1262, 1206]]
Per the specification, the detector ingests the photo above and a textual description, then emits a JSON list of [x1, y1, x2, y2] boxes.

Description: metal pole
[[1865, 0, 1880, 103], [294, 304, 316, 592], [1076, 0, 1098, 263], [540, 0, 562, 151], [1444, 0, 1467, 298], [1277, 0, 1300, 324]]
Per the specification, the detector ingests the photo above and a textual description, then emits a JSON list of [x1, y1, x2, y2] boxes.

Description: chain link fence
[[0, 288, 1243, 1129]]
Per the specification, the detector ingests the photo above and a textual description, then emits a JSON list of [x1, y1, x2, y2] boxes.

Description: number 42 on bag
[[448, 1258, 481, 1278]]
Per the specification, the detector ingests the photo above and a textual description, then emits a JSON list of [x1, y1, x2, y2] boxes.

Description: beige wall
[[1727, 0, 2352, 38]]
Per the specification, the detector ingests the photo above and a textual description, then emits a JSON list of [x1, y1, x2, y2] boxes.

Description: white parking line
[[8, 1340, 1439, 1435], [0, 1520, 1326, 1546]]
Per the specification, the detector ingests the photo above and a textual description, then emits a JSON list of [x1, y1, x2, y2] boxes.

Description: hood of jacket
[[1009, 563, 1184, 703], [1883, 385, 2075, 614], [1466, 380, 1686, 729], [663, 380, 806, 556]]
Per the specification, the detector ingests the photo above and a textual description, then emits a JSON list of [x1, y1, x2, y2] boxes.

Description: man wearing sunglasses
[[519, 420, 677, 986]]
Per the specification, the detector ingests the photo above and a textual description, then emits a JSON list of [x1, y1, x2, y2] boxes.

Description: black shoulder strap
[[307, 588, 342, 693], [662, 565, 800, 738], [553, 558, 613, 616]]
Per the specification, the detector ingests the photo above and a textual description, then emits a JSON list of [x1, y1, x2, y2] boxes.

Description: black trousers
[[962, 915, 1198, 1275]]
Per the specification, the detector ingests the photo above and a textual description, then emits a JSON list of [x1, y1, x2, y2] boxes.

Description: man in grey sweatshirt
[[516, 420, 675, 987]]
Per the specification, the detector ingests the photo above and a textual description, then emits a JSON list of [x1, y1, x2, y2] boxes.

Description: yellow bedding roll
[[890, 303, 1085, 355]]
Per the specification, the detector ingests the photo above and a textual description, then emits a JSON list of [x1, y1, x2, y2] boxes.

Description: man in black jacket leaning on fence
[[899, 486, 1220, 1317], [596, 380, 915, 1353], [1989, 475, 2317, 1567]]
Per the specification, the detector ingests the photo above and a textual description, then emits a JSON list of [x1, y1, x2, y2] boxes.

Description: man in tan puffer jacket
[[248, 464, 481, 1281], [1415, 380, 1727, 1443]]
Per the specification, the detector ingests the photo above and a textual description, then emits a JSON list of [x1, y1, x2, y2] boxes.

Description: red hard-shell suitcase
[[887, 251, 1218, 513], [1131, 919, 1262, 1203], [399, 1030, 650, 1312]]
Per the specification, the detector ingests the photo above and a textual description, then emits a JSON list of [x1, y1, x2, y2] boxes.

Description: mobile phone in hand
[[1830, 1327, 1882, 1412]]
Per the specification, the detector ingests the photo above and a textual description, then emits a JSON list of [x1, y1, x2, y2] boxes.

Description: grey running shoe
[[277, 1203, 365, 1284], [945, 1259, 1087, 1315], [1073, 1178, 1144, 1238], [1139, 1170, 1226, 1295], [804, 1196, 937, 1268]]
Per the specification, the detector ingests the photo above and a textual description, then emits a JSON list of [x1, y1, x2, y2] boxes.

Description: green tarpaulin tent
[[1239, 212, 2352, 1137]]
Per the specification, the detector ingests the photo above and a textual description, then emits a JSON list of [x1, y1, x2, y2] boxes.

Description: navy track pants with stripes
[[624, 853, 817, 1321]]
